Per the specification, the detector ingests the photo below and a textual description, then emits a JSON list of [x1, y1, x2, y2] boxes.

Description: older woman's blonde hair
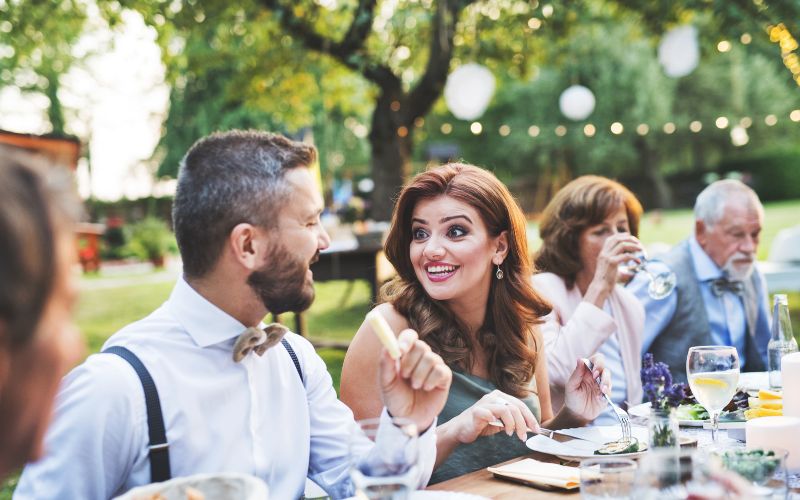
[[534, 175, 643, 288]]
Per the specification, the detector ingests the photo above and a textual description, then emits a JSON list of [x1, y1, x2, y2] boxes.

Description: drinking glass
[[718, 448, 789, 498], [349, 417, 419, 500], [634, 449, 728, 500], [579, 458, 637, 499], [687, 346, 740, 445], [618, 251, 677, 300]]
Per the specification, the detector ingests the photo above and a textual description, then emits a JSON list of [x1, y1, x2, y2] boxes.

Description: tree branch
[[259, 0, 398, 88], [406, 0, 478, 123]]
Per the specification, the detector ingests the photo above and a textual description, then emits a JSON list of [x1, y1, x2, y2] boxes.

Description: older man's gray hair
[[693, 179, 763, 227]]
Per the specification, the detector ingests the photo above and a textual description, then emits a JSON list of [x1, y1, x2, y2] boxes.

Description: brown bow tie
[[233, 323, 290, 362]]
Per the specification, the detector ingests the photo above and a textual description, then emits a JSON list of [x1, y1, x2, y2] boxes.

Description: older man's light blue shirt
[[630, 237, 748, 366]]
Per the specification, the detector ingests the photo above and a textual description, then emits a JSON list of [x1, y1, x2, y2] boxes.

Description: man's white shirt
[[15, 277, 435, 499]]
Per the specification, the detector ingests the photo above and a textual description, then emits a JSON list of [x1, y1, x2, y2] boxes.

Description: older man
[[630, 179, 769, 382], [15, 130, 451, 499]]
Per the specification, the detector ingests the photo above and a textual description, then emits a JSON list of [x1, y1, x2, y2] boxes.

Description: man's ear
[[229, 223, 263, 271], [695, 219, 706, 246], [493, 230, 510, 265]]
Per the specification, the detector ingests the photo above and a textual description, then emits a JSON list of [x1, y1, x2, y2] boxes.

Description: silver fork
[[582, 358, 631, 442]]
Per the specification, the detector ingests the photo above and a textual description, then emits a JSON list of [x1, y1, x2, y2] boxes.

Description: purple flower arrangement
[[641, 353, 688, 410], [641, 353, 687, 447]]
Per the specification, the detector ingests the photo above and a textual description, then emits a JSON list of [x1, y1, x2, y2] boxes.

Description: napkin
[[487, 458, 581, 489]]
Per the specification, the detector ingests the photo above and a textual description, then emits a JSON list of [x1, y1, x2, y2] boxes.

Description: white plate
[[628, 402, 746, 427], [525, 425, 649, 462]]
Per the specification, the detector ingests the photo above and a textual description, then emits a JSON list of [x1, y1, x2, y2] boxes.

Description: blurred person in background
[[0, 154, 84, 479], [630, 179, 769, 382], [341, 163, 611, 484], [533, 175, 645, 423]]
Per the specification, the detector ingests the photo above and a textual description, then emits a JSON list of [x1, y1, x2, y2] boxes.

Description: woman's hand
[[563, 353, 611, 423], [585, 234, 643, 306], [445, 390, 540, 444]]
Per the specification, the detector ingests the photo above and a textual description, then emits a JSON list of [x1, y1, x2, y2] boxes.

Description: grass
[[4, 200, 800, 497], [526, 199, 800, 262]]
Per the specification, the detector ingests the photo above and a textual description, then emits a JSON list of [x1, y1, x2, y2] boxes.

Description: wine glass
[[618, 251, 677, 300], [686, 346, 740, 446], [349, 417, 419, 500]]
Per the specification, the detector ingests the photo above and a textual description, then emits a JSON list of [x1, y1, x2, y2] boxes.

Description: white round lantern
[[558, 85, 596, 121], [730, 125, 749, 147], [444, 63, 496, 120], [658, 25, 700, 78]]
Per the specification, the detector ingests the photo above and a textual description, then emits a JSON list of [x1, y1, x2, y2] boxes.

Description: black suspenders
[[103, 338, 303, 483]]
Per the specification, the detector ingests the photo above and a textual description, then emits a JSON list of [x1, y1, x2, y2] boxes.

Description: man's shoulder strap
[[102, 345, 171, 483], [281, 337, 304, 385]]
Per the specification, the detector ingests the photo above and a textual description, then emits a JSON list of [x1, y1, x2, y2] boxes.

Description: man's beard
[[723, 251, 754, 281], [247, 242, 319, 315]]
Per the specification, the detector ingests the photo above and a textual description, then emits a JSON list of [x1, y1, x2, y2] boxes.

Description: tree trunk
[[44, 71, 65, 136], [635, 137, 672, 209], [369, 90, 412, 222]]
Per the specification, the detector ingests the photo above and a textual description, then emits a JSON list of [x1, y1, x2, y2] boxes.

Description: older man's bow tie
[[233, 323, 290, 362], [710, 278, 744, 297]]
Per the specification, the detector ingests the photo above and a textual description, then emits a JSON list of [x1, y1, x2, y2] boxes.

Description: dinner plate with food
[[629, 387, 779, 426], [525, 425, 649, 462]]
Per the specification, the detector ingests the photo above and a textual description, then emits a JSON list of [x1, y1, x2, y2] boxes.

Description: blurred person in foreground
[[340, 163, 611, 484], [629, 179, 769, 382], [533, 176, 645, 423], [15, 130, 451, 499], [0, 154, 84, 480]]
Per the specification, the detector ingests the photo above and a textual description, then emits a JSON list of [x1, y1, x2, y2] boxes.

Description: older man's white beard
[[723, 252, 754, 281]]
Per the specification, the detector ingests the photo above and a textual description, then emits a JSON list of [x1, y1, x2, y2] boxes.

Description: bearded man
[[15, 131, 451, 499], [629, 179, 769, 382]]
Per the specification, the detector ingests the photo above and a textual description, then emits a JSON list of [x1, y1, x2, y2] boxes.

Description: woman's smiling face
[[409, 195, 503, 304]]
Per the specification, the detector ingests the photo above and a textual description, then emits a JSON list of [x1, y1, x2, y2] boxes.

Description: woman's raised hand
[[585, 233, 643, 305], [563, 353, 610, 422]]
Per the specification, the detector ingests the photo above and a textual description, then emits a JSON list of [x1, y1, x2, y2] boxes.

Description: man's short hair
[[172, 130, 317, 278], [694, 179, 762, 227]]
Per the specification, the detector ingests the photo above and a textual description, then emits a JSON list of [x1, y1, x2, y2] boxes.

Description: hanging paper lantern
[[658, 26, 700, 78], [444, 63, 496, 120], [730, 125, 749, 147], [558, 85, 596, 121]]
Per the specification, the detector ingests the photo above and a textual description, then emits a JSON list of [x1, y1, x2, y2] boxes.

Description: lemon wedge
[[758, 389, 783, 400], [691, 377, 728, 388]]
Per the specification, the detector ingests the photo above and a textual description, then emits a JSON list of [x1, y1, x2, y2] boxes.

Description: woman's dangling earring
[[495, 264, 504, 280]]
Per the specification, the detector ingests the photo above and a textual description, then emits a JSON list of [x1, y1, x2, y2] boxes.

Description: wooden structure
[[0, 130, 99, 272]]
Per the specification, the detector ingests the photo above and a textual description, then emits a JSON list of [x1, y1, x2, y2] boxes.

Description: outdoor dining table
[[426, 426, 744, 498], [427, 449, 579, 498]]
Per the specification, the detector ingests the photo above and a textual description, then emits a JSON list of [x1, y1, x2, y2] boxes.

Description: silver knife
[[487, 421, 604, 444]]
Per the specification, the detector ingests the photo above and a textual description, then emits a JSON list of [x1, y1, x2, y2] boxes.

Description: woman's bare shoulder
[[372, 302, 411, 336]]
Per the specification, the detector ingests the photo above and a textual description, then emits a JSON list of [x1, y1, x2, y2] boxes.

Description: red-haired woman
[[341, 163, 611, 483]]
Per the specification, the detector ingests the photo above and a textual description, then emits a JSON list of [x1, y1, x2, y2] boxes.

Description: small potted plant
[[128, 217, 173, 268]]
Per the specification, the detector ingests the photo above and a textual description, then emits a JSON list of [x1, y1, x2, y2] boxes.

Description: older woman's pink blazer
[[532, 272, 644, 413]]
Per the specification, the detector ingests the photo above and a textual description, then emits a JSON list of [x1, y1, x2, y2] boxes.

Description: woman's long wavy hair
[[534, 175, 643, 288], [382, 163, 552, 398]]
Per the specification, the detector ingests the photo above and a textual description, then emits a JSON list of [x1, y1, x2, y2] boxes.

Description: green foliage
[[0, 0, 88, 135], [127, 217, 174, 262], [719, 148, 800, 202]]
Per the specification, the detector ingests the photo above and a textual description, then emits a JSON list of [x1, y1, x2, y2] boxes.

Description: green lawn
[[528, 199, 800, 261]]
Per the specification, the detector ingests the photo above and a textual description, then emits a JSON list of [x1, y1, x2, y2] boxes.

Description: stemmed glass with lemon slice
[[686, 346, 740, 446]]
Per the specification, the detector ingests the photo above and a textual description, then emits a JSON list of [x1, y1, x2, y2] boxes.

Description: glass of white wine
[[618, 251, 677, 300], [686, 346, 740, 446]]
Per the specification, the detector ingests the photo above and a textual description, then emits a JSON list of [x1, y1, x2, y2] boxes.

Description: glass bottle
[[768, 294, 799, 389]]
